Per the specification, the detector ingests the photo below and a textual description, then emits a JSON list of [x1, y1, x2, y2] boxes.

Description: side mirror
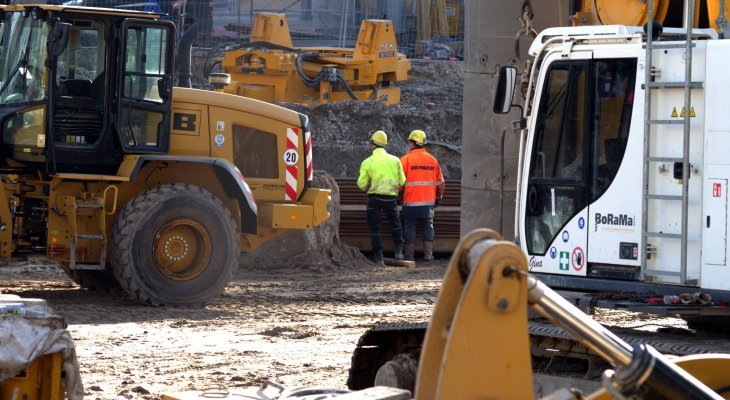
[[493, 66, 517, 114], [47, 19, 71, 58], [158, 75, 172, 101]]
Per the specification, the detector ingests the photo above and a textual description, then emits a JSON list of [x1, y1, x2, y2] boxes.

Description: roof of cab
[[0, 4, 161, 19]]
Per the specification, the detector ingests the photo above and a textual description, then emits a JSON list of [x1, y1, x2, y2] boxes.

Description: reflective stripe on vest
[[405, 181, 444, 187], [402, 200, 435, 206]]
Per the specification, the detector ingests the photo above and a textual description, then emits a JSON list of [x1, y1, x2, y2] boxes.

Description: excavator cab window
[[117, 19, 174, 153], [525, 58, 635, 255]]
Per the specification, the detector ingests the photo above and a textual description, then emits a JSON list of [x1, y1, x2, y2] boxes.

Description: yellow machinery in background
[[206, 13, 411, 107], [572, 0, 728, 30]]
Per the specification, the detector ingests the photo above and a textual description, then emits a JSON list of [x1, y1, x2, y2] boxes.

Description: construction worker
[[357, 130, 406, 265], [400, 129, 445, 261]]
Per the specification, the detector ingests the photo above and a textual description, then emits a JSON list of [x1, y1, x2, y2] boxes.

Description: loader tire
[[59, 263, 120, 291], [110, 183, 239, 307]]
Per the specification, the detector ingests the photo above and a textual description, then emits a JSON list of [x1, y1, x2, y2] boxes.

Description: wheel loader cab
[[0, 6, 174, 174]]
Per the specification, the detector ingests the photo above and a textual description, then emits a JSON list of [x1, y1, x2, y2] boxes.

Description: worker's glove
[[434, 199, 441, 208]]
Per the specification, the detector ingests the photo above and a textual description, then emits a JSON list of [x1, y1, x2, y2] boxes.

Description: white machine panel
[[702, 177, 727, 266], [701, 169, 730, 290]]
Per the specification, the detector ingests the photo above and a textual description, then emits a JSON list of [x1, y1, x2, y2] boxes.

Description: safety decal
[[285, 128, 300, 201], [214, 134, 225, 147], [562, 230, 569, 243], [549, 247, 557, 259], [217, 121, 225, 131], [671, 106, 696, 118], [559, 251, 569, 271], [578, 217, 585, 229], [572, 247, 585, 271], [713, 183, 722, 198], [304, 129, 313, 181]]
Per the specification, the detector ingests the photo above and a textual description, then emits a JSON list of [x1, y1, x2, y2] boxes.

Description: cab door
[[522, 60, 590, 276], [521, 56, 637, 276], [117, 19, 174, 153]]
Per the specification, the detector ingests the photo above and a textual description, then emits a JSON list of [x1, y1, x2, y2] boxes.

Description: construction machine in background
[[165, 230, 730, 399], [204, 13, 411, 107], [569, 0, 728, 30], [0, 4, 330, 306]]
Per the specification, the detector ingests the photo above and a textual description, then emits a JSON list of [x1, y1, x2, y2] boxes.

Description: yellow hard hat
[[371, 130, 388, 146], [408, 129, 427, 145]]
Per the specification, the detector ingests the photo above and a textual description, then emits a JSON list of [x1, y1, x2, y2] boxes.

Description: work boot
[[373, 250, 385, 266], [404, 243, 415, 261], [394, 244, 404, 261], [423, 241, 434, 261]]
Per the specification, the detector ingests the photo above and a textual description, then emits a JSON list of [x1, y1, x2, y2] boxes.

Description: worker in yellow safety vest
[[357, 130, 406, 265], [400, 129, 445, 261]]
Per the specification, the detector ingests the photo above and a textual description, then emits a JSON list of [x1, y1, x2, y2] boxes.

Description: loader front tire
[[110, 184, 239, 307]]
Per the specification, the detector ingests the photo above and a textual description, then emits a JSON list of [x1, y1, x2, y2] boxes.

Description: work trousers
[[366, 195, 404, 252], [403, 205, 435, 244]]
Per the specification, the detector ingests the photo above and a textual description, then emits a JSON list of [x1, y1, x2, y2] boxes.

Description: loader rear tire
[[110, 184, 239, 307], [59, 263, 121, 291]]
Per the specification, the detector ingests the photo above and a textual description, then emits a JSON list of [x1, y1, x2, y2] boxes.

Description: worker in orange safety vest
[[400, 129, 445, 261]]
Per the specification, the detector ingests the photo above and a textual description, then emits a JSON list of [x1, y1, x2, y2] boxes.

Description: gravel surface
[[0, 259, 448, 400]]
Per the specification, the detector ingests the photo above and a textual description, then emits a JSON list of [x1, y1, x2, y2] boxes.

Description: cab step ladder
[[66, 195, 107, 271], [641, 0, 699, 284]]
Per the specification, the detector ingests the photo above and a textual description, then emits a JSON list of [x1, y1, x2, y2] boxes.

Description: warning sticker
[[714, 183, 722, 198], [571, 247, 585, 271], [672, 106, 696, 118]]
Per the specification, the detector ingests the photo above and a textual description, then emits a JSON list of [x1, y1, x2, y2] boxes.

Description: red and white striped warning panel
[[285, 127, 300, 201], [304, 129, 313, 181]]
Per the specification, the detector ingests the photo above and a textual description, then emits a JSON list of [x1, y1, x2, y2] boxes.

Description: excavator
[[351, 0, 730, 393]]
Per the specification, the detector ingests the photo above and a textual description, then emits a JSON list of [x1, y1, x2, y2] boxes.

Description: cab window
[[233, 125, 279, 179]]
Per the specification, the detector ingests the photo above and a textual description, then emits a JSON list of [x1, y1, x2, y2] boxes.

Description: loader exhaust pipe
[[176, 18, 198, 88]]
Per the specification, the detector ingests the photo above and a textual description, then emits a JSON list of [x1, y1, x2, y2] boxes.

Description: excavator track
[[348, 320, 730, 390]]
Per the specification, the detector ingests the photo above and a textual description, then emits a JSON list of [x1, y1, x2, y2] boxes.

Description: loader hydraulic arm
[[415, 229, 729, 399]]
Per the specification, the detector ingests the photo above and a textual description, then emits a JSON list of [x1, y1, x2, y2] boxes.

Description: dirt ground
[[0, 258, 691, 400], [0, 259, 447, 400]]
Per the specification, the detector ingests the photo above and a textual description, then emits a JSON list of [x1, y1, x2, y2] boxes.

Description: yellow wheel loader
[[0, 4, 330, 306]]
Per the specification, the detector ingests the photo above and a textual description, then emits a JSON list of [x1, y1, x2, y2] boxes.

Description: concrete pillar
[[460, 0, 566, 240]]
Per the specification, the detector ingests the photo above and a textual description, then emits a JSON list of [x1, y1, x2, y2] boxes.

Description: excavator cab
[[0, 5, 174, 174]]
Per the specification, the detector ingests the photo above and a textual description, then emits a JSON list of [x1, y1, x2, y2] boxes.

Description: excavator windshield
[[0, 12, 49, 105]]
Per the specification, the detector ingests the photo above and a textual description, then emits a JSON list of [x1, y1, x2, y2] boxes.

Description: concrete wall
[[460, 0, 568, 239]]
